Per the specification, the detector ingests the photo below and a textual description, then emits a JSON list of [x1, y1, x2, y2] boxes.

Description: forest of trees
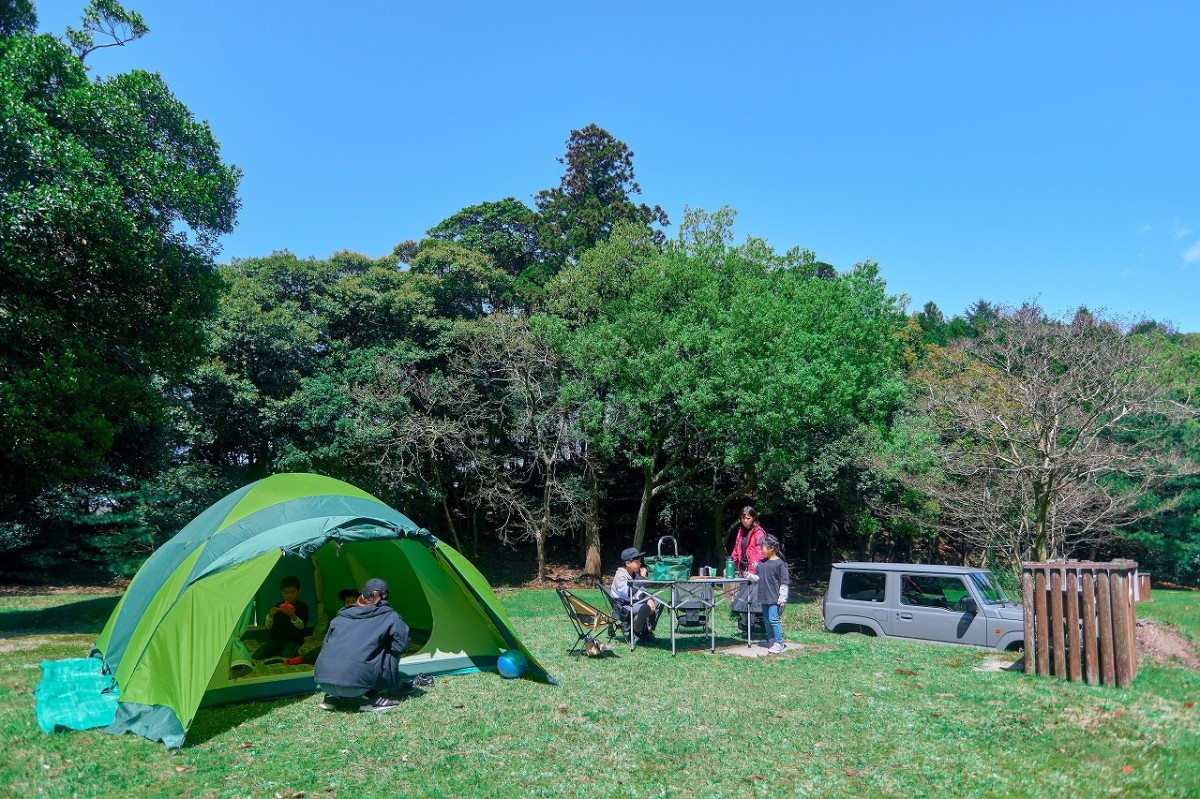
[[3, 2, 1199, 587]]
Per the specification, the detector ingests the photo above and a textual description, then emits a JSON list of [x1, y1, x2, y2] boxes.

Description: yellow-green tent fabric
[[45, 473, 551, 748]]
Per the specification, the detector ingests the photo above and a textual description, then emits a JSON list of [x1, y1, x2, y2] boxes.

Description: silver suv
[[823, 562, 1025, 651]]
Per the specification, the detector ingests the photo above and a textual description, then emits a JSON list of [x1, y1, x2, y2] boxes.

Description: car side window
[[840, 571, 885, 602], [900, 574, 970, 608]]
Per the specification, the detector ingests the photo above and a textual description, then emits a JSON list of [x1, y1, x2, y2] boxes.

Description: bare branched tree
[[348, 318, 589, 578], [903, 304, 1197, 565], [452, 317, 589, 578]]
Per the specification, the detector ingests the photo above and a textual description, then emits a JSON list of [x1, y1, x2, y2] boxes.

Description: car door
[[894, 573, 986, 646]]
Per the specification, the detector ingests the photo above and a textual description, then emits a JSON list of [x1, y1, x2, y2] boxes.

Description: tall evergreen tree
[[0, 1, 240, 553], [531, 124, 667, 287]]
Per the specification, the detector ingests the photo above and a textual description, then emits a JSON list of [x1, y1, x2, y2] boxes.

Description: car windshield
[[968, 571, 1010, 605]]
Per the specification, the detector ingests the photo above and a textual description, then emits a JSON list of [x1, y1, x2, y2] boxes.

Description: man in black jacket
[[313, 578, 411, 712]]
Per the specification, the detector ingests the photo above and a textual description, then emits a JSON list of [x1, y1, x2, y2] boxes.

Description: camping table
[[628, 577, 750, 655]]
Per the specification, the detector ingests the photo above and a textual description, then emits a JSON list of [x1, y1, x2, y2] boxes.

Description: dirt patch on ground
[[976, 653, 1025, 672], [514, 562, 595, 590], [1137, 621, 1200, 670], [0, 580, 127, 597], [721, 641, 837, 659], [0, 634, 91, 653], [984, 624, 1200, 673]]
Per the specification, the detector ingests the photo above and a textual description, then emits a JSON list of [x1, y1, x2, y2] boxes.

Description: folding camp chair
[[730, 582, 766, 638], [556, 588, 619, 656], [598, 584, 632, 642]]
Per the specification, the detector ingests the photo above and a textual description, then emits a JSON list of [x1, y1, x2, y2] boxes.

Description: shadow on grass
[[186, 693, 313, 746], [186, 687, 432, 746], [0, 596, 120, 637]]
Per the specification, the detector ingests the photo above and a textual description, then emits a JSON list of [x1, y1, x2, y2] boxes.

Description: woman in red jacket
[[730, 506, 767, 576]]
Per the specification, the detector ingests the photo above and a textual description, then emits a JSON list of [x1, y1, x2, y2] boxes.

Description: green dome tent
[[39, 473, 552, 748]]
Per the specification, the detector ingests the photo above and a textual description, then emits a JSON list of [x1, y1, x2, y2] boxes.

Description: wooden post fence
[[1021, 560, 1138, 688], [1136, 572, 1151, 602]]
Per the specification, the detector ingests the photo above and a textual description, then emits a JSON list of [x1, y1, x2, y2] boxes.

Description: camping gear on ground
[[672, 581, 713, 632], [34, 473, 553, 748], [730, 583, 766, 637], [556, 588, 618, 656], [644, 536, 692, 581], [496, 649, 529, 678]]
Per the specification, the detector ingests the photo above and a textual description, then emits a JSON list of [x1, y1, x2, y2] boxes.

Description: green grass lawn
[[1, 587, 1198, 799]]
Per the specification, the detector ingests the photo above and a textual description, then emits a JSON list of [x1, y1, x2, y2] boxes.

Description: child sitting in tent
[[252, 575, 310, 661], [283, 587, 359, 666]]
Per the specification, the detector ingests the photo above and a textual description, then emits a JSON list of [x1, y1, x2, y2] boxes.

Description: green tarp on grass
[[35, 658, 119, 734]]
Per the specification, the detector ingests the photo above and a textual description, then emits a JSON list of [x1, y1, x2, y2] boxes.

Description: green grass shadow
[[0, 596, 119, 637]]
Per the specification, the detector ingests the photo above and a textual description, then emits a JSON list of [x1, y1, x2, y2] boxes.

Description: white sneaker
[[767, 642, 786, 654]]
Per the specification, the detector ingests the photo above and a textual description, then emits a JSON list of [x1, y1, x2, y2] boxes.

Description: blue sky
[[36, 1, 1200, 331]]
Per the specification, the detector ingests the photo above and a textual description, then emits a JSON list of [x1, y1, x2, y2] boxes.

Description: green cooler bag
[[644, 536, 693, 580]]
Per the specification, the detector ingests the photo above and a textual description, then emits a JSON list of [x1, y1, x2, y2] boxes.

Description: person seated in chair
[[611, 547, 664, 640]]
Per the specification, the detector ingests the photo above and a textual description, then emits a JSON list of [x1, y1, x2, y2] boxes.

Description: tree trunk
[[805, 525, 813, 578], [1031, 470, 1053, 562], [535, 524, 547, 580], [441, 495, 463, 552], [581, 466, 603, 583], [712, 498, 732, 567], [472, 505, 481, 556], [633, 465, 654, 551]]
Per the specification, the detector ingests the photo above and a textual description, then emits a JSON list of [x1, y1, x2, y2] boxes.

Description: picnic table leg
[[670, 584, 677, 656], [745, 591, 752, 648], [710, 584, 717, 652]]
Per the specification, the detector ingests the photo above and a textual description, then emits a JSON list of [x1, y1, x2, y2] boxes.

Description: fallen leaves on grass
[[895, 669, 918, 676]]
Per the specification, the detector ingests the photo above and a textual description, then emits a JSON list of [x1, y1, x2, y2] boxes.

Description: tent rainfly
[[36, 473, 552, 748]]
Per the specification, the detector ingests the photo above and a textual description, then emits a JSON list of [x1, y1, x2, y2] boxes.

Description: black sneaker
[[359, 695, 401, 712], [412, 673, 434, 688], [320, 694, 359, 711]]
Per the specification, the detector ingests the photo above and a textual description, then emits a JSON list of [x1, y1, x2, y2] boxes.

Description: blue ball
[[496, 649, 528, 679]]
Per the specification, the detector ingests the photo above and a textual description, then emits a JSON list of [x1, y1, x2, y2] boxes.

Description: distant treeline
[[3, 3, 1198, 585]]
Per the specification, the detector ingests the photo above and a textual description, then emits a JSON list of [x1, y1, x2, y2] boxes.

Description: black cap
[[362, 578, 389, 598], [619, 547, 645, 562]]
